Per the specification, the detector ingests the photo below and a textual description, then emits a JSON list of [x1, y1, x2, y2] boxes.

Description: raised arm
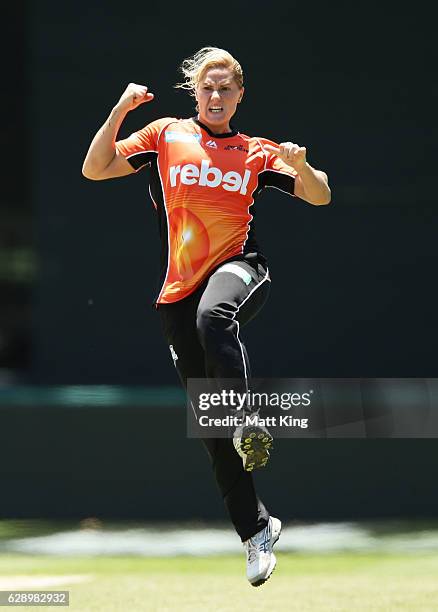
[[264, 142, 331, 206], [82, 83, 154, 181]]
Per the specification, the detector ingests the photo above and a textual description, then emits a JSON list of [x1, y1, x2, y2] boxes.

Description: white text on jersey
[[169, 160, 251, 195]]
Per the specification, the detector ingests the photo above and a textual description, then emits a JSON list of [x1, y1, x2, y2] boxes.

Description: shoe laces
[[245, 524, 271, 563], [246, 539, 259, 565]]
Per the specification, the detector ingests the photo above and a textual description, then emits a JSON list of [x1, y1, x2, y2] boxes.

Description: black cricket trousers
[[158, 254, 271, 542]]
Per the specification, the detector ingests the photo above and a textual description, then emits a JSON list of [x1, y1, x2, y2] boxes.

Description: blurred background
[[1, 0, 437, 527]]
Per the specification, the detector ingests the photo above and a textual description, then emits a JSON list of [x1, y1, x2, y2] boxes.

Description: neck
[[197, 114, 231, 134]]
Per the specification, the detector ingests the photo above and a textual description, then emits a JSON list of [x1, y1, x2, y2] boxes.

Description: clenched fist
[[116, 83, 155, 112], [264, 142, 307, 172]]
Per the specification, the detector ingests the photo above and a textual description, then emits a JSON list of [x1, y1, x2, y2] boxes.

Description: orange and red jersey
[[116, 116, 297, 304]]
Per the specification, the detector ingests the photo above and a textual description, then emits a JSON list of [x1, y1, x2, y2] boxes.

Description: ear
[[238, 86, 245, 103]]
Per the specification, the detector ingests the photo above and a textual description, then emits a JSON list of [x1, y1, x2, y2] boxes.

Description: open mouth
[[209, 107, 223, 114]]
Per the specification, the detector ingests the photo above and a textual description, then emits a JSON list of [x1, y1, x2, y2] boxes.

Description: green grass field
[[1, 553, 438, 611]]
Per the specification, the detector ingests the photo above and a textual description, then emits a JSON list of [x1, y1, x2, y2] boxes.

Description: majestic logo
[[165, 131, 202, 143], [224, 144, 249, 153], [206, 140, 217, 148], [169, 160, 252, 195]]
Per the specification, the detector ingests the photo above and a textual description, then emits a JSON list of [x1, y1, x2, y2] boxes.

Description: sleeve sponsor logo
[[169, 160, 252, 195]]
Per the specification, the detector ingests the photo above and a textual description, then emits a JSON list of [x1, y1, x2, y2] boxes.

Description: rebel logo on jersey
[[169, 160, 252, 195]]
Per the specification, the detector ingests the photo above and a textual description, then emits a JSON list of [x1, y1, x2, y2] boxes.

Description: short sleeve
[[258, 138, 297, 197], [115, 117, 176, 171]]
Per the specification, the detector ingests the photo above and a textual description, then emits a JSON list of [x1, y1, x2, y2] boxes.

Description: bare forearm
[[295, 163, 331, 205], [263, 141, 331, 206], [82, 105, 128, 177]]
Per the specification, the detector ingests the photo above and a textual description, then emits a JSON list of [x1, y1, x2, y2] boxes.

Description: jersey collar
[[191, 116, 238, 139]]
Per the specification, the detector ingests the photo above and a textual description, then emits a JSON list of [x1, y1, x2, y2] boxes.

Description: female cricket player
[[82, 46, 331, 586]]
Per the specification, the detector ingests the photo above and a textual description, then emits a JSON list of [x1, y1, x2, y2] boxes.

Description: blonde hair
[[174, 46, 244, 98]]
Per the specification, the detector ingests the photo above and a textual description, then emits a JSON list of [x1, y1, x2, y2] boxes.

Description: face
[[195, 67, 244, 133]]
